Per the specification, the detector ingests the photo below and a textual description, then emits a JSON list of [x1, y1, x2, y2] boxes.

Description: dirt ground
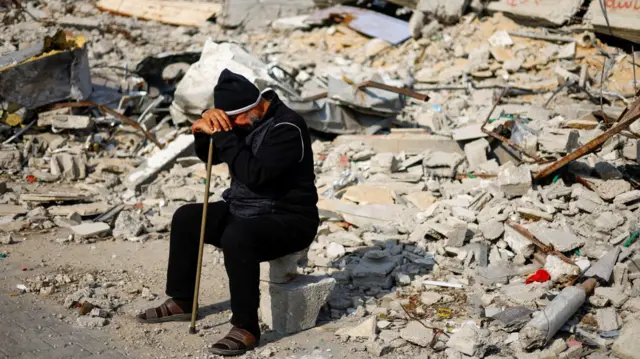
[[0, 228, 420, 359]]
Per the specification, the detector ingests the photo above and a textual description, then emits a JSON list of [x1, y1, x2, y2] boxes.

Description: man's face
[[231, 109, 260, 128]]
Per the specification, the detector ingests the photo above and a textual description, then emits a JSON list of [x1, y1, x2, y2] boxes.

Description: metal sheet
[[307, 6, 410, 45]]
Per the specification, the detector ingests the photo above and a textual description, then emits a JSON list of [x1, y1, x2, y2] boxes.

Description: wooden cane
[[189, 136, 214, 334]]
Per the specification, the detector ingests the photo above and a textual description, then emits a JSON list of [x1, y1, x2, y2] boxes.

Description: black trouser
[[166, 201, 317, 339]]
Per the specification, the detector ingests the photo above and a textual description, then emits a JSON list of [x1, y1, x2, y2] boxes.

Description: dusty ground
[[0, 229, 418, 359]]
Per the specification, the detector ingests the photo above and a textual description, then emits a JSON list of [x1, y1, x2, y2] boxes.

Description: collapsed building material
[[96, 0, 220, 27], [0, 31, 91, 109], [332, 133, 463, 154], [535, 94, 640, 180], [486, 0, 583, 26], [585, 0, 640, 43]]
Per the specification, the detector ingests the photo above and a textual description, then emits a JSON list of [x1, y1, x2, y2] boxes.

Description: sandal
[[136, 298, 194, 324], [208, 327, 258, 357]]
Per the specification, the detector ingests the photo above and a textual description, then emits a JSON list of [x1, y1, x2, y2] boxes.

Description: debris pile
[[2, 0, 640, 358]]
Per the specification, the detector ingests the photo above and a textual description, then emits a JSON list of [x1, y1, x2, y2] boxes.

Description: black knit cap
[[214, 69, 261, 115]]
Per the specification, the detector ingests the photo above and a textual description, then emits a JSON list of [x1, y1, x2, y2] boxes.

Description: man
[[136, 69, 319, 357]]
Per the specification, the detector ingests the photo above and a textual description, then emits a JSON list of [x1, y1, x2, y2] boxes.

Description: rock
[[408, 11, 426, 39], [70, 222, 110, 239], [594, 287, 629, 308], [0, 149, 21, 170], [479, 220, 504, 240], [365, 340, 391, 357], [76, 316, 107, 328], [351, 250, 403, 289], [260, 250, 304, 284], [50, 153, 86, 180], [596, 307, 619, 331], [446, 323, 487, 356], [614, 190, 640, 205], [92, 39, 114, 56], [343, 185, 395, 205], [405, 192, 437, 211], [400, 321, 434, 347], [497, 163, 532, 198], [335, 317, 377, 339], [259, 275, 335, 334], [113, 211, 147, 239], [421, 19, 442, 38], [369, 153, 397, 174], [326, 242, 346, 260], [504, 225, 534, 257], [0, 233, 14, 244], [89, 308, 110, 318], [417, 0, 470, 24], [420, 291, 442, 305], [612, 320, 640, 359], [464, 139, 489, 170]]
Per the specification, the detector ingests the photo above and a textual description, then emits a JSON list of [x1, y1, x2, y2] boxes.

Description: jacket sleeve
[[194, 133, 223, 165], [211, 122, 304, 189]]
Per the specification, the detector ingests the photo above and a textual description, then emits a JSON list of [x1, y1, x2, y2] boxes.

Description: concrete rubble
[[2, 0, 640, 357]]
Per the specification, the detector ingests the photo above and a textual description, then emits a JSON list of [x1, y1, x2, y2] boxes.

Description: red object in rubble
[[26, 175, 37, 183], [525, 269, 551, 284]]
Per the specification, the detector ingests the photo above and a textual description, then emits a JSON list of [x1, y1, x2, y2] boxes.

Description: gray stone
[[335, 317, 376, 339], [504, 225, 534, 257], [408, 10, 426, 39], [497, 163, 532, 198], [70, 222, 110, 239], [369, 153, 397, 174], [446, 323, 487, 356], [420, 291, 442, 305], [259, 275, 335, 334], [113, 211, 147, 239], [260, 250, 305, 284], [326, 242, 346, 260], [76, 316, 107, 328], [464, 139, 489, 171], [596, 307, 619, 331], [92, 39, 114, 56], [479, 220, 504, 240], [614, 190, 640, 205], [596, 180, 632, 201], [50, 153, 86, 180], [417, 0, 470, 24], [594, 287, 629, 308], [612, 320, 640, 359], [528, 225, 584, 252], [0, 233, 14, 244], [0, 149, 21, 170], [400, 321, 434, 347], [351, 250, 403, 289]]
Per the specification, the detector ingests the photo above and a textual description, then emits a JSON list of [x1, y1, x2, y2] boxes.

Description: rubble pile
[[2, 0, 640, 358]]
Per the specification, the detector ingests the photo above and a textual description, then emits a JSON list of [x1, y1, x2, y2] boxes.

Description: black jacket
[[194, 92, 319, 220]]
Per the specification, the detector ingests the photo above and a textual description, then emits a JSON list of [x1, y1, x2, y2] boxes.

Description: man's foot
[[136, 298, 194, 324], [208, 327, 258, 357]]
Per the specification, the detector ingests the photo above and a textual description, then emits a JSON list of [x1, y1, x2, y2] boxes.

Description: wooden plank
[[96, 0, 221, 27]]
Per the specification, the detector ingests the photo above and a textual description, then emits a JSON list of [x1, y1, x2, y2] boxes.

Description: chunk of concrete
[[70, 222, 110, 239], [497, 163, 532, 199], [464, 138, 489, 170], [417, 0, 470, 24], [408, 10, 426, 39], [594, 287, 628, 308], [369, 153, 397, 174], [614, 190, 640, 205], [479, 220, 504, 240], [38, 113, 92, 130], [0, 149, 22, 170], [612, 320, 640, 359], [351, 250, 403, 289], [596, 307, 619, 331], [504, 225, 534, 257], [335, 316, 377, 339], [400, 321, 434, 347], [543, 255, 580, 282], [259, 275, 335, 334], [48, 202, 110, 217], [528, 225, 584, 252], [446, 323, 488, 356], [76, 316, 107, 328], [113, 211, 147, 239], [50, 153, 87, 180], [420, 291, 442, 305], [260, 250, 305, 284]]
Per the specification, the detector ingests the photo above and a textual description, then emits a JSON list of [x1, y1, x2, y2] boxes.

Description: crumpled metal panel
[[0, 44, 92, 109]]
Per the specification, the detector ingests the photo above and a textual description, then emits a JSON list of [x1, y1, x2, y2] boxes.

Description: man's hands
[[192, 109, 234, 135]]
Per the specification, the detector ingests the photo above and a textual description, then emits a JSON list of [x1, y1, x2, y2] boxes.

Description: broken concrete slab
[[50, 153, 87, 180], [596, 307, 620, 331], [404, 191, 437, 211], [614, 190, 640, 205], [464, 138, 490, 171], [125, 134, 194, 189], [0, 149, 22, 170], [38, 110, 92, 130], [259, 275, 335, 334], [48, 202, 110, 217], [594, 287, 628, 308], [586, 0, 640, 44], [452, 123, 487, 141], [351, 250, 403, 289], [332, 134, 463, 155], [497, 163, 531, 199], [400, 321, 434, 347], [486, 0, 583, 26], [113, 211, 147, 239], [416, 0, 470, 24], [528, 225, 584, 252], [343, 185, 395, 205], [70, 222, 110, 239], [543, 255, 580, 282], [479, 220, 504, 241], [612, 320, 640, 359], [504, 225, 534, 258], [335, 316, 377, 339], [0, 204, 28, 216], [446, 323, 488, 357], [260, 250, 305, 284]]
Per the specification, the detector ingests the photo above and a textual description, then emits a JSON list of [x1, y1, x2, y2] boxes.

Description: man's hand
[[192, 109, 233, 135]]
